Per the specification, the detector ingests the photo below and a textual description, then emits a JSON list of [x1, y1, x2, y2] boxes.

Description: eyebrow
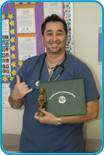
[[45, 29, 65, 33]]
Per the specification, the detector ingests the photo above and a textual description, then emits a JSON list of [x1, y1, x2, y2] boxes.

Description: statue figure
[[37, 87, 46, 117]]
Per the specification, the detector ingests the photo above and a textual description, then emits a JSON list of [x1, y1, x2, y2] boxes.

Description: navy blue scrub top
[[10, 53, 100, 153]]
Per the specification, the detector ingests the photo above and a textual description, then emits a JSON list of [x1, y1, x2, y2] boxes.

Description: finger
[[39, 109, 48, 115], [20, 82, 27, 85], [20, 83, 28, 87], [23, 87, 32, 92], [20, 82, 31, 89], [22, 85, 29, 89], [16, 75, 20, 83], [25, 88, 33, 94], [34, 112, 40, 119]]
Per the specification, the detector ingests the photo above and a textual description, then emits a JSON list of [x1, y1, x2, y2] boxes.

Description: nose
[[52, 34, 58, 41]]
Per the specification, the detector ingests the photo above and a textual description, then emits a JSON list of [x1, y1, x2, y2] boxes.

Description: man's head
[[41, 14, 68, 35], [41, 14, 68, 55]]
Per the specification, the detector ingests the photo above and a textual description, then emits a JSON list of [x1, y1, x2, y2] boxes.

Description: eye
[[45, 31, 53, 36], [56, 32, 64, 36], [46, 33, 53, 36]]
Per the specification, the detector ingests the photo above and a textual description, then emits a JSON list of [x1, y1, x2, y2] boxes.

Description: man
[[9, 14, 99, 153]]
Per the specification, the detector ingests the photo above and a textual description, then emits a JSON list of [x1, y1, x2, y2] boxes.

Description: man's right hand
[[12, 75, 32, 100]]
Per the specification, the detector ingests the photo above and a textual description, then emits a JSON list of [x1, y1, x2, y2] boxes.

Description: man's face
[[42, 22, 67, 55]]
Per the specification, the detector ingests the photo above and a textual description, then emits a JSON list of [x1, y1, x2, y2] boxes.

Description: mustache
[[48, 41, 60, 44]]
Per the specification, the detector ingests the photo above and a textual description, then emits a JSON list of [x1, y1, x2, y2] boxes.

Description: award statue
[[37, 87, 46, 117]]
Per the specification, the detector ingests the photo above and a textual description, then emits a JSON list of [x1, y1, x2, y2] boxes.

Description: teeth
[[52, 44, 58, 46]]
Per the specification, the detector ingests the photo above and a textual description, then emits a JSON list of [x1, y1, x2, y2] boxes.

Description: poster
[[16, 8, 36, 33], [2, 19, 11, 79], [18, 36, 37, 60], [43, 2, 63, 18]]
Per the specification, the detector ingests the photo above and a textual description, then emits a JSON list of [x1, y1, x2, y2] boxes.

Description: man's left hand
[[34, 109, 57, 125]]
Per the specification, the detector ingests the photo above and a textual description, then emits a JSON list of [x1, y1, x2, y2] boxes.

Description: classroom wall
[[74, 2, 102, 140], [2, 2, 102, 143]]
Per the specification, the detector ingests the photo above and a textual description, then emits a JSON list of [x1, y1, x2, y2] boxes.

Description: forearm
[[60, 99, 99, 124], [34, 100, 99, 125], [61, 111, 98, 124]]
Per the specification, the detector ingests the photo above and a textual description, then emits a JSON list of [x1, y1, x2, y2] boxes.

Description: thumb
[[16, 75, 20, 83], [39, 109, 49, 115]]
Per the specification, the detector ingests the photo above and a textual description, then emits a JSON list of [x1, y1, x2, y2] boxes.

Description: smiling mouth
[[52, 45, 58, 48], [51, 46, 59, 50], [50, 43, 60, 47]]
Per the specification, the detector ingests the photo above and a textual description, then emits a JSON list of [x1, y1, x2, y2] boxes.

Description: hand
[[12, 75, 32, 100], [34, 109, 57, 125]]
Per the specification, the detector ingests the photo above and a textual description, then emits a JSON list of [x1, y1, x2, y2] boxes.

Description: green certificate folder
[[39, 79, 86, 116]]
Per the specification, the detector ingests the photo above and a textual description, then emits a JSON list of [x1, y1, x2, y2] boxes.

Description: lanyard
[[48, 65, 64, 81], [35, 53, 66, 87]]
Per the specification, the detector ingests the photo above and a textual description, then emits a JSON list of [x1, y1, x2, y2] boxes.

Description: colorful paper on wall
[[2, 19, 11, 81], [16, 8, 36, 34], [43, 2, 63, 18], [18, 37, 37, 61]]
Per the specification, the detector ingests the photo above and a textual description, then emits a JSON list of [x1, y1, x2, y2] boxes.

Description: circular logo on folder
[[58, 96, 66, 104], [35, 81, 40, 87]]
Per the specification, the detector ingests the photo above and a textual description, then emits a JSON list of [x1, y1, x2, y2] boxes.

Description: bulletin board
[[2, 2, 74, 108]]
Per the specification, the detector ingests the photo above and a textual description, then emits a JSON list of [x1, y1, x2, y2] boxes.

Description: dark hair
[[41, 14, 68, 35]]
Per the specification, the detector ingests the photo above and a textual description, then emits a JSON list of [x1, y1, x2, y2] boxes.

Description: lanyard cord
[[48, 53, 66, 81], [38, 54, 46, 82], [37, 53, 66, 84], [48, 66, 64, 82]]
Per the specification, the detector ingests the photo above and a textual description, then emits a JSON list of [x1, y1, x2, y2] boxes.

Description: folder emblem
[[58, 95, 66, 104]]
